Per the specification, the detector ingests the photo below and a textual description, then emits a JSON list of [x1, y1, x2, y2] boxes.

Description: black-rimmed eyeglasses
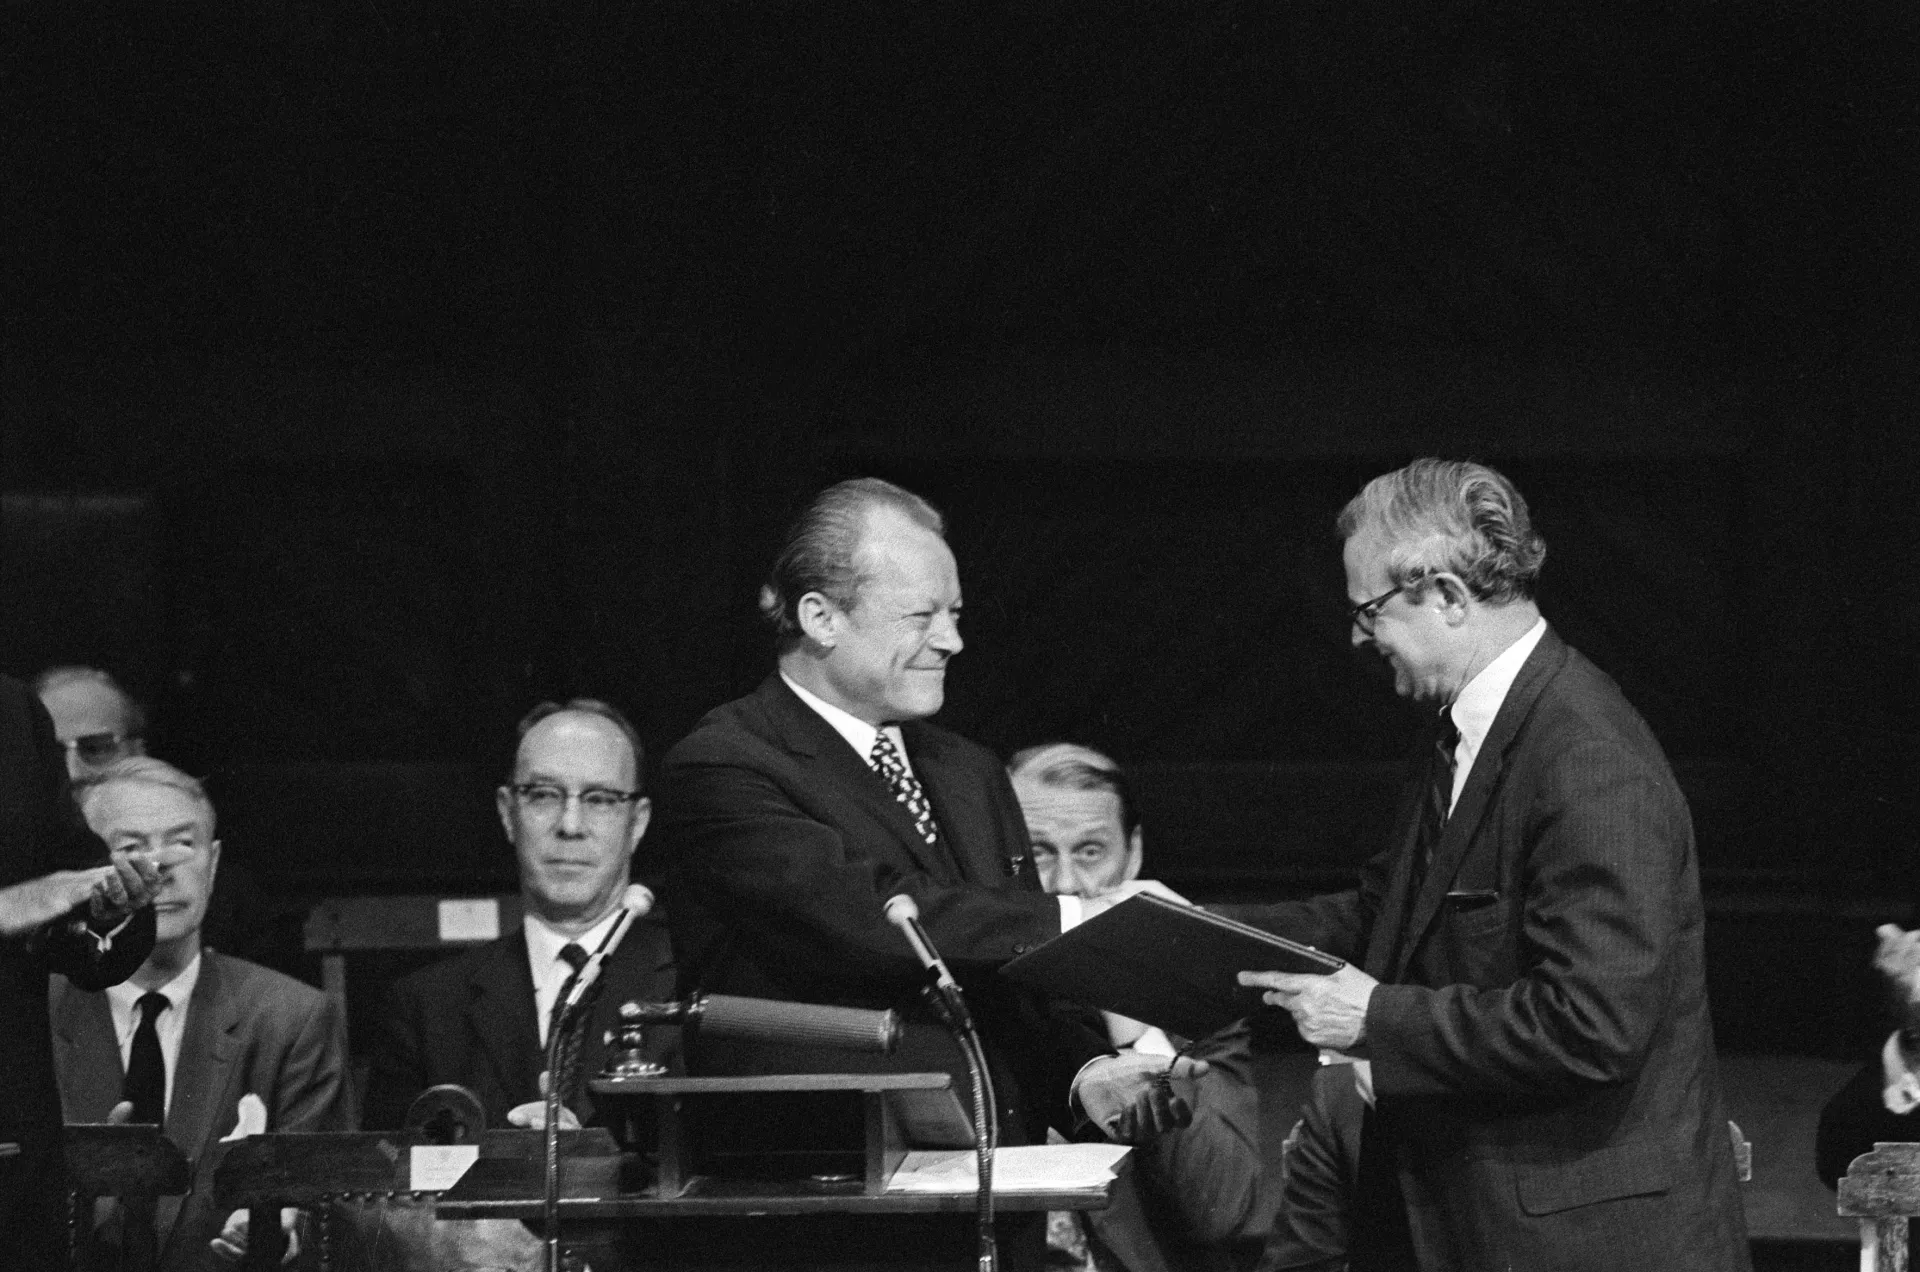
[[1347, 584, 1406, 634], [507, 783, 642, 818]]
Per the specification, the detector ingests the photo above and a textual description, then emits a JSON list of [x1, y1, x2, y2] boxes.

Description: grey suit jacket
[[1255, 628, 1750, 1271], [50, 951, 353, 1272]]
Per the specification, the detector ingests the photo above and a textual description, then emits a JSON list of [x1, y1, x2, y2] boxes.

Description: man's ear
[[795, 592, 840, 648], [1122, 826, 1145, 884], [206, 838, 222, 883], [1432, 573, 1473, 624]]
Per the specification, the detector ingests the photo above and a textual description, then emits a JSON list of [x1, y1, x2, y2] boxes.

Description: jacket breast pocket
[[1515, 1139, 1674, 1216]]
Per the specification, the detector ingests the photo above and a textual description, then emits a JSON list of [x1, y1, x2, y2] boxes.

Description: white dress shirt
[[525, 908, 627, 1049], [106, 952, 204, 1117], [1444, 617, 1549, 812], [780, 673, 1083, 930], [1345, 617, 1549, 1105]]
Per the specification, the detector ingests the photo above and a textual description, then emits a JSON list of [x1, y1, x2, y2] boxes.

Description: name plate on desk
[[410, 1145, 478, 1192]]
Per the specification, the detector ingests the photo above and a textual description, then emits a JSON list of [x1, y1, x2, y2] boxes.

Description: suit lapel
[[762, 676, 962, 881], [167, 954, 237, 1174], [1363, 758, 1429, 980], [1391, 629, 1570, 981], [49, 980, 126, 1121], [467, 934, 542, 1111], [903, 723, 1006, 886]]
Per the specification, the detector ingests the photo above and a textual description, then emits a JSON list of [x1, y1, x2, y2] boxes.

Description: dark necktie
[[869, 731, 943, 849], [1416, 707, 1462, 876], [548, 942, 591, 1110], [124, 992, 170, 1128], [547, 942, 590, 1047]]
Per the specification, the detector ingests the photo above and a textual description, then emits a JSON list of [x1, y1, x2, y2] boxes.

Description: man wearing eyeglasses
[[1236, 460, 1748, 1272], [34, 664, 148, 780], [363, 699, 678, 1132]]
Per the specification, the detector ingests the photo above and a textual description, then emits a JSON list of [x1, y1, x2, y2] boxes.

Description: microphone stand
[[883, 895, 999, 1272], [541, 896, 645, 1272], [542, 974, 612, 1272], [925, 980, 999, 1272]]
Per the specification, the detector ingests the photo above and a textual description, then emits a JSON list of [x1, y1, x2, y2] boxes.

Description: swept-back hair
[[1337, 458, 1547, 603], [77, 756, 216, 836], [758, 478, 946, 651], [1006, 741, 1139, 837], [510, 698, 645, 790]]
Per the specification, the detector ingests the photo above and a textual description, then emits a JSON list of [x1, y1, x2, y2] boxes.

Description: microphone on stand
[[884, 894, 998, 1272], [883, 894, 973, 1031], [543, 882, 653, 1272]]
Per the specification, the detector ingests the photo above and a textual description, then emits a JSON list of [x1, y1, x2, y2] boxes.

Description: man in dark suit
[[0, 674, 158, 1269], [654, 478, 1191, 1153], [1239, 459, 1749, 1271], [51, 756, 353, 1271], [364, 699, 677, 1133]]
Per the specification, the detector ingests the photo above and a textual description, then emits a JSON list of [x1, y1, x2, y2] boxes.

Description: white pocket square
[[220, 1093, 268, 1142]]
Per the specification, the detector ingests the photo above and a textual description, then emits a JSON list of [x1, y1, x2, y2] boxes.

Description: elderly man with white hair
[[50, 756, 353, 1271]]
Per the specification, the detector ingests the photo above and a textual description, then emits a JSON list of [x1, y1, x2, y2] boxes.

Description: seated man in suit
[[1010, 743, 1270, 1270], [51, 756, 353, 1271], [364, 698, 678, 1133]]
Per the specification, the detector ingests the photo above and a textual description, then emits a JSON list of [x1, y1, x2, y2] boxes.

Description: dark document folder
[[999, 894, 1344, 1040]]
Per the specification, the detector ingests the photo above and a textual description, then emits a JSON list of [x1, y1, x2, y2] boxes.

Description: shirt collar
[[1447, 617, 1548, 759], [781, 672, 908, 771], [106, 950, 204, 1028], [523, 905, 627, 983]]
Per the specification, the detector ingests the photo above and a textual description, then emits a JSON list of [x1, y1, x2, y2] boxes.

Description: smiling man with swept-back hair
[[655, 478, 1197, 1195]]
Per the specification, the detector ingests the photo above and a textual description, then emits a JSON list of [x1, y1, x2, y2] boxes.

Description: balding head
[[497, 703, 651, 934], [34, 666, 147, 779]]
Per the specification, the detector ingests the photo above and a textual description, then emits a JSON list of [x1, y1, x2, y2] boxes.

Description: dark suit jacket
[[653, 674, 1109, 1144], [50, 951, 354, 1272], [362, 915, 679, 1131], [1252, 628, 1749, 1271], [0, 675, 155, 1266]]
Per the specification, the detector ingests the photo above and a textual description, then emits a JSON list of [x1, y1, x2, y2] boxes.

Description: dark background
[[3, 0, 1915, 1057]]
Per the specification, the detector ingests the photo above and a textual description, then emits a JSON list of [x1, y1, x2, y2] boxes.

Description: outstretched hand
[[1239, 963, 1379, 1051], [1075, 1051, 1211, 1144], [0, 869, 116, 938]]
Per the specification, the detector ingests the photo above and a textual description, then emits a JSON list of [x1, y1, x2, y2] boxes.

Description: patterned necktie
[[124, 991, 170, 1128], [869, 730, 943, 848]]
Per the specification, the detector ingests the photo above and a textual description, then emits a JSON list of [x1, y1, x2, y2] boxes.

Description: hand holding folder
[[1000, 893, 1343, 1040]]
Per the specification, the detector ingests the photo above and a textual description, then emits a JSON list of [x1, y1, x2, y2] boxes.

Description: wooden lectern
[[427, 1071, 1118, 1272]]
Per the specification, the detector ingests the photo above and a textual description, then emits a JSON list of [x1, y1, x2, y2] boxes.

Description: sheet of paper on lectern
[[887, 1144, 1130, 1193]]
